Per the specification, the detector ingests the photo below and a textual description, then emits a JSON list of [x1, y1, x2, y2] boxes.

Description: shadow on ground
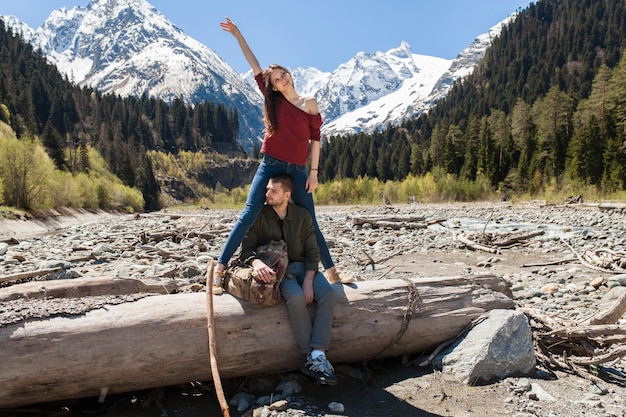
[[1, 357, 449, 417]]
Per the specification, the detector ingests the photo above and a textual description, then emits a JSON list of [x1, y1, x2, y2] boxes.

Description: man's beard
[[266, 197, 286, 207]]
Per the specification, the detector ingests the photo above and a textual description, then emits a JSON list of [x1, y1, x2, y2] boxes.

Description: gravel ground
[[1, 201, 626, 417]]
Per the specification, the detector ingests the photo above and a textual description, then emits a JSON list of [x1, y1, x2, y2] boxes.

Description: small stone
[[607, 274, 626, 286], [514, 378, 531, 393], [237, 399, 251, 412], [253, 406, 271, 417], [269, 399, 289, 411], [38, 259, 71, 270], [525, 287, 544, 298], [589, 277, 604, 288], [541, 283, 559, 294], [230, 392, 256, 409], [328, 402, 345, 413], [529, 383, 556, 402], [276, 378, 301, 396], [186, 282, 204, 292], [12, 254, 26, 262], [526, 392, 538, 401], [255, 395, 271, 406]]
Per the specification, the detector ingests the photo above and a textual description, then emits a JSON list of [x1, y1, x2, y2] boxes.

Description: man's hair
[[270, 173, 294, 193]]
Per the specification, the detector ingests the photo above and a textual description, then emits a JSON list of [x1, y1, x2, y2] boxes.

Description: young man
[[239, 173, 337, 386]]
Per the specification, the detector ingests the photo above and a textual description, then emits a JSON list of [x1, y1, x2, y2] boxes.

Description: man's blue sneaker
[[301, 354, 338, 386]]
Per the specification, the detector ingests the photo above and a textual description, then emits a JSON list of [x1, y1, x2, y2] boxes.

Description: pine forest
[[320, 0, 626, 199]]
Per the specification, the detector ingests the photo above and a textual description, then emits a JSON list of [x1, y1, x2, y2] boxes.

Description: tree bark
[[0, 275, 513, 408], [0, 276, 181, 302]]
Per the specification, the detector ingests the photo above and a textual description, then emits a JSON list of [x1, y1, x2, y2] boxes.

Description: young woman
[[211, 17, 343, 292]]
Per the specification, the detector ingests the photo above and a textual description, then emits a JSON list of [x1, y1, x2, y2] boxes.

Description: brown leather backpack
[[225, 240, 288, 307]]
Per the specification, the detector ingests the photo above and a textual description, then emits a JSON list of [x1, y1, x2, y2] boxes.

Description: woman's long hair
[[261, 64, 291, 136]]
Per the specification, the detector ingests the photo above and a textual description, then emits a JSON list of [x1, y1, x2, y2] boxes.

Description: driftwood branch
[[455, 230, 546, 254], [569, 346, 626, 366], [491, 230, 545, 246], [350, 215, 429, 230], [0, 267, 63, 284], [351, 215, 426, 225], [578, 292, 626, 326], [543, 324, 626, 339], [455, 233, 499, 254], [206, 261, 230, 417], [563, 240, 626, 274], [520, 293, 626, 386], [521, 257, 575, 267]]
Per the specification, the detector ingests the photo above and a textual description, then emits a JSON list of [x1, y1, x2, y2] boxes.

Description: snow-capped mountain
[[2, 0, 515, 149], [2, 0, 263, 150], [293, 18, 514, 137]]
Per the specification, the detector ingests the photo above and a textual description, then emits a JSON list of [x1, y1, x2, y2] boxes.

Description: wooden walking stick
[[206, 261, 230, 417]]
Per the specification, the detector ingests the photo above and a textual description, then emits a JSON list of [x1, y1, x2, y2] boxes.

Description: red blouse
[[255, 72, 323, 166]]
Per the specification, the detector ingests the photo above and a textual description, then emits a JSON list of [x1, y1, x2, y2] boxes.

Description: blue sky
[[1, 0, 530, 73]]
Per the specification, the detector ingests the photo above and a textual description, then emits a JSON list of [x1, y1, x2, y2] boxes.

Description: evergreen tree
[[607, 49, 626, 149], [136, 155, 161, 211], [531, 86, 574, 181], [477, 116, 497, 182], [79, 138, 90, 173], [460, 116, 480, 181], [376, 141, 391, 181], [251, 140, 261, 159], [428, 123, 447, 169], [488, 109, 512, 185], [42, 120, 66, 169], [568, 115, 603, 185], [365, 140, 378, 178], [409, 140, 424, 176], [510, 98, 535, 190]]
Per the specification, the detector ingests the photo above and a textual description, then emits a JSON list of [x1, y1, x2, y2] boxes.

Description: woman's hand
[[219, 17, 262, 75], [306, 171, 318, 193], [219, 17, 241, 38]]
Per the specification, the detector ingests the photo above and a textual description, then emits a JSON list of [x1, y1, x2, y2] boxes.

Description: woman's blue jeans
[[218, 155, 334, 270]]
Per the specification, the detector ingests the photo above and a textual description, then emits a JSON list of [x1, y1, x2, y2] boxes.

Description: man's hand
[[251, 259, 275, 283], [303, 272, 315, 303]]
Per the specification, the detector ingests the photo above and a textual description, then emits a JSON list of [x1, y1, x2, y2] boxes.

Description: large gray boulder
[[435, 309, 536, 385]]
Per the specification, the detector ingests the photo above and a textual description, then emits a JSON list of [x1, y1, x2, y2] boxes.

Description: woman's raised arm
[[219, 17, 263, 76]]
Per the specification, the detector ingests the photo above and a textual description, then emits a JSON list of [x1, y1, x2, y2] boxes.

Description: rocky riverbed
[[1, 202, 626, 417]]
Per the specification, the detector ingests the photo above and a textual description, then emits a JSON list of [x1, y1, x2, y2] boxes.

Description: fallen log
[[0, 275, 514, 408]]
